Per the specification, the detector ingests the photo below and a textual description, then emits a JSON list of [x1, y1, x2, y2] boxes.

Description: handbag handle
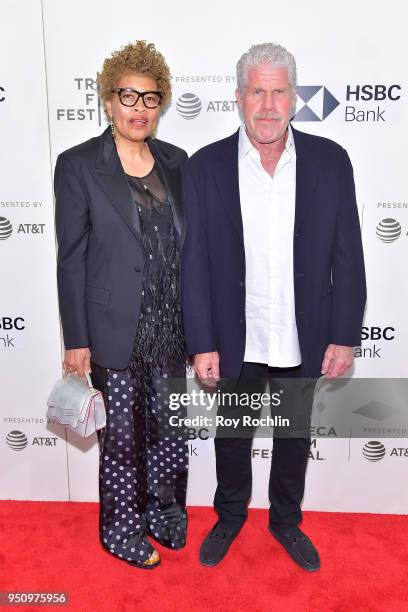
[[64, 371, 95, 390], [85, 371, 94, 390]]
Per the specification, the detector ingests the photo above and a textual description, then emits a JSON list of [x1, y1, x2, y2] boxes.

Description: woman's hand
[[64, 347, 92, 377]]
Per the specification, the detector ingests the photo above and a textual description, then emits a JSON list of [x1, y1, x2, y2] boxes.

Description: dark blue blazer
[[181, 127, 366, 378], [55, 127, 187, 370]]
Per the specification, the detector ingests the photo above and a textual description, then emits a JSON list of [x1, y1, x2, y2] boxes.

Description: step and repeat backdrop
[[1, 0, 407, 513]]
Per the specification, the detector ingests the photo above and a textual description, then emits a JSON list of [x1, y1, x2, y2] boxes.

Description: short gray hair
[[236, 42, 297, 92]]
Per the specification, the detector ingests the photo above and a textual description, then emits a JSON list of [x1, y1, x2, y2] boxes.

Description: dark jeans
[[214, 362, 315, 532]]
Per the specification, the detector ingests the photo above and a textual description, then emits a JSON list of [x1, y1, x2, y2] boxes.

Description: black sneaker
[[199, 522, 240, 567]]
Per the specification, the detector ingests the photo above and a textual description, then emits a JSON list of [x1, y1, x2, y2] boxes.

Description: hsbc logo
[[346, 85, 401, 101], [294, 83, 402, 124], [0, 316, 26, 349], [293, 86, 340, 121]]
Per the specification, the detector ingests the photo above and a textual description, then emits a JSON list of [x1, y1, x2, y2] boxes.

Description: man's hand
[[321, 344, 353, 379], [64, 347, 92, 378], [193, 351, 220, 387]]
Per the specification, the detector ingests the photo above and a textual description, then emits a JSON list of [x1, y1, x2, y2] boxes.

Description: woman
[[55, 41, 188, 569]]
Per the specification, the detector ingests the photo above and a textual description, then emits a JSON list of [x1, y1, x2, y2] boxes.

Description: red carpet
[[0, 502, 407, 612]]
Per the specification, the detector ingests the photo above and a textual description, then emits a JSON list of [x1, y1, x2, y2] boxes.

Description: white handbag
[[47, 372, 106, 438]]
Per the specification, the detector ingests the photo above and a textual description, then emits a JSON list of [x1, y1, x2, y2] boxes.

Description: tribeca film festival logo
[[6, 430, 57, 451], [253, 429, 337, 463], [0, 85, 5, 103], [362, 441, 408, 461], [57, 77, 103, 125], [354, 325, 395, 360], [294, 83, 402, 123], [0, 217, 45, 239], [0, 316, 25, 349]]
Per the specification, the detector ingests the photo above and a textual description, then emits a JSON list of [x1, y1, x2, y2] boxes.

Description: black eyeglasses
[[111, 88, 162, 109]]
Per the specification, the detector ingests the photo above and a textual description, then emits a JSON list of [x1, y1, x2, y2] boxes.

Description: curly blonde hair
[[98, 40, 171, 109]]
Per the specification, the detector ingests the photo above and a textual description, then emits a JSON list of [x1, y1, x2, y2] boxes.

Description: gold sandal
[[127, 542, 161, 570]]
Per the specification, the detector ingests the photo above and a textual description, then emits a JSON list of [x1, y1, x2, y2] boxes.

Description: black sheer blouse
[[126, 164, 184, 381]]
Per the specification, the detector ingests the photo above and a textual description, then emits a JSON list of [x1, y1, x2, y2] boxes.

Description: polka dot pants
[[97, 363, 188, 563]]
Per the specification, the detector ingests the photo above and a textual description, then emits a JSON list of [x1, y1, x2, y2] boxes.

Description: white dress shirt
[[238, 124, 301, 367]]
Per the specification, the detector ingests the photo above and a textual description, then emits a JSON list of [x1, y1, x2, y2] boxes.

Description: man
[[181, 43, 366, 571]]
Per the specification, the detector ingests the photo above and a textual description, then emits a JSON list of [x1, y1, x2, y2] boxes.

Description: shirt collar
[[238, 123, 296, 162], [285, 124, 296, 158]]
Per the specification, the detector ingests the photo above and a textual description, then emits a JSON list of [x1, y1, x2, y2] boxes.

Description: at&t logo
[[176, 93, 237, 118], [6, 430, 28, 451], [362, 440, 408, 461], [376, 218, 402, 242], [0, 217, 45, 239], [5, 430, 57, 450], [0, 217, 12, 240], [362, 440, 386, 461], [176, 93, 202, 119]]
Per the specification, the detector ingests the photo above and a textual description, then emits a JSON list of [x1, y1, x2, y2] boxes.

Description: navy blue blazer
[[55, 127, 187, 370], [181, 127, 366, 378]]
